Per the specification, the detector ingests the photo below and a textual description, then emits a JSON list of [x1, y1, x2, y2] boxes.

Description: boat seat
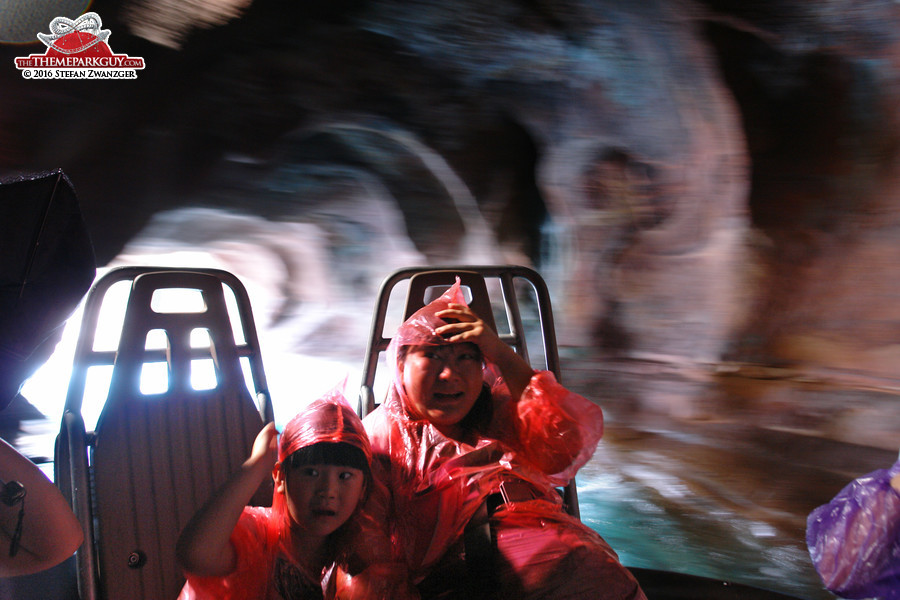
[[55, 267, 273, 600]]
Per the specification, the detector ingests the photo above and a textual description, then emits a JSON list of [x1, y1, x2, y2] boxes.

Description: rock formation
[[2, 4, 900, 593]]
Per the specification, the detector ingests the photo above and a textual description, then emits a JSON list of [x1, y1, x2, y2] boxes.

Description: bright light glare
[[151, 287, 206, 313], [140, 362, 169, 395], [191, 359, 217, 391], [20, 262, 365, 445], [192, 329, 211, 347], [146, 329, 167, 349]]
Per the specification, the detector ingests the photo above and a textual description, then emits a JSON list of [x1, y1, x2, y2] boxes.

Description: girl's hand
[[178, 421, 280, 577], [246, 422, 279, 470]]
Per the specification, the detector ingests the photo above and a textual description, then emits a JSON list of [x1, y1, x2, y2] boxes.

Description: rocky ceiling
[[2, 0, 899, 450]]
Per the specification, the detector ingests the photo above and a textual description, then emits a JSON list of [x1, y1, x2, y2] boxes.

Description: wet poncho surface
[[363, 280, 645, 599]]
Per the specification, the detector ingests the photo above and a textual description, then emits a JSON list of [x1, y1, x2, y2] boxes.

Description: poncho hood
[[385, 278, 500, 422], [279, 387, 371, 465]]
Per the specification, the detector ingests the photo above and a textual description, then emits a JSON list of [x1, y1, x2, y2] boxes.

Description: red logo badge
[[14, 12, 145, 79]]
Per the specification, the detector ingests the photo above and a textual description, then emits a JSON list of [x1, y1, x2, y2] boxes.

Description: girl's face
[[400, 342, 484, 436], [275, 462, 366, 544]]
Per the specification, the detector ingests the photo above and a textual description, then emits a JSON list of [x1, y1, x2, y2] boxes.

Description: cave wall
[[2, 0, 900, 448]]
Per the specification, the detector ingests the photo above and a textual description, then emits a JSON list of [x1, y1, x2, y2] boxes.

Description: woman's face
[[275, 462, 366, 543], [399, 342, 484, 435]]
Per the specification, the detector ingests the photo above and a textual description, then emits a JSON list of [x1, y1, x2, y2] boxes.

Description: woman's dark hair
[[397, 343, 494, 437], [397, 341, 484, 366], [458, 383, 493, 434]]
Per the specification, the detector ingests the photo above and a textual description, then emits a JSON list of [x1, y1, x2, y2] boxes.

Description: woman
[[363, 279, 645, 600]]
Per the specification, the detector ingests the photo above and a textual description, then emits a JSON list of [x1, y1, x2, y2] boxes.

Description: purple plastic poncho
[[807, 456, 900, 599], [363, 279, 645, 599], [179, 388, 417, 600]]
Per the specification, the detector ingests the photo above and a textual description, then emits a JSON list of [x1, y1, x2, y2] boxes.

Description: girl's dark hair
[[286, 441, 369, 474], [285, 441, 373, 509], [283, 441, 372, 557]]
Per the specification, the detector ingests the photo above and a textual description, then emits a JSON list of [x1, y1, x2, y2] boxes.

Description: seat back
[[55, 267, 274, 600], [358, 265, 578, 517], [402, 270, 498, 330]]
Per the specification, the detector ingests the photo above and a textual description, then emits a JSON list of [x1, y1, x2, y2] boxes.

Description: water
[[563, 349, 900, 600], [578, 444, 833, 599]]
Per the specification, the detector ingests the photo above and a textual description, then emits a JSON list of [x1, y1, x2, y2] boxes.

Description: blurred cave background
[[3, 1, 900, 597]]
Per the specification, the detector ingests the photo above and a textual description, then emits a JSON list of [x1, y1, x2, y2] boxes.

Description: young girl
[[363, 279, 646, 599], [176, 388, 416, 600]]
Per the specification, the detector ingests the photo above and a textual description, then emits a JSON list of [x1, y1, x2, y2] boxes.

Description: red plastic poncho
[[807, 456, 900, 599], [179, 388, 418, 600], [363, 279, 645, 599]]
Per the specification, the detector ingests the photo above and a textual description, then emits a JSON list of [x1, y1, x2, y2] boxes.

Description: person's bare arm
[[0, 438, 83, 577], [175, 422, 278, 577], [436, 303, 535, 401]]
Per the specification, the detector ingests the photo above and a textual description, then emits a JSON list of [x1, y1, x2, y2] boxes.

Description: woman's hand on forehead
[[435, 304, 505, 361], [436, 303, 536, 401]]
